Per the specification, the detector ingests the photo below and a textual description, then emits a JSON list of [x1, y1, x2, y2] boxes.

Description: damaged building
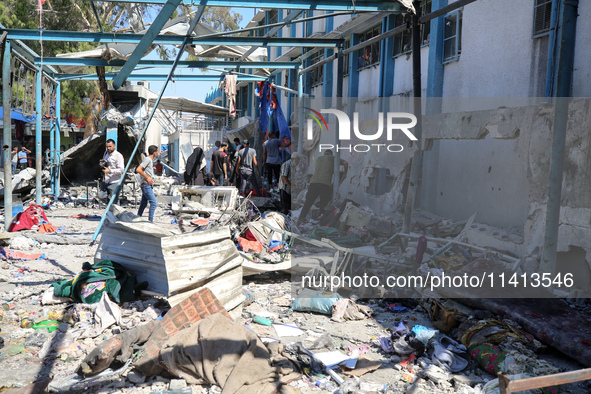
[[2, 0, 591, 393]]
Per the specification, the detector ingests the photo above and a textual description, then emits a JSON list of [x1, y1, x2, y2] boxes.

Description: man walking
[[137, 145, 159, 222], [100, 139, 125, 202], [263, 132, 282, 189], [235, 140, 261, 196], [279, 158, 291, 214], [298, 150, 348, 224], [211, 142, 228, 185]]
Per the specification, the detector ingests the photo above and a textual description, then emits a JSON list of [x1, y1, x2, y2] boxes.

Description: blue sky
[[147, 7, 255, 103]]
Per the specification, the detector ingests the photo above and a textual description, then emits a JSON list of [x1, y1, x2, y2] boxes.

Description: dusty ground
[[0, 202, 589, 393]]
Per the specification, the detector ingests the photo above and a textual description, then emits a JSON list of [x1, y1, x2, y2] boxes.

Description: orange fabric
[[238, 237, 263, 252], [38, 223, 57, 234]]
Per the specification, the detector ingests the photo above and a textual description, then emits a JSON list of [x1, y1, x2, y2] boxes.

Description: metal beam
[[57, 73, 267, 81], [36, 57, 299, 69], [402, 0, 424, 238], [80, 0, 406, 12], [238, 9, 303, 62], [2, 29, 344, 47], [419, 0, 478, 23], [91, 9, 221, 243], [113, 0, 185, 89], [542, 0, 579, 275], [201, 10, 358, 39], [2, 39, 12, 231], [55, 82, 61, 199], [35, 69, 42, 205]]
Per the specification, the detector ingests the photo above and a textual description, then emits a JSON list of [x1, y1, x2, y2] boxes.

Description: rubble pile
[[0, 179, 589, 394]]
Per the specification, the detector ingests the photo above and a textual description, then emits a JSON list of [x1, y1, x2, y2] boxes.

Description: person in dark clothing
[[183, 147, 207, 185], [211, 142, 228, 185], [228, 138, 242, 186], [298, 150, 348, 224]]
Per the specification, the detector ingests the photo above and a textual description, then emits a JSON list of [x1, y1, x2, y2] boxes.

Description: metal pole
[[297, 65, 304, 154], [3, 39, 12, 230], [49, 83, 55, 197], [55, 81, 60, 198], [334, 47, 344, 202], [91, 12, 204, 244], [419, 0, 478, 23], [35, 65, 42, 205], [542, 0, 579, 275], [402, 1, 424, 236]]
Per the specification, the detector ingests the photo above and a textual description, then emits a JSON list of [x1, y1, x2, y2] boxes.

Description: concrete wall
[[572, 0, 591, 97]]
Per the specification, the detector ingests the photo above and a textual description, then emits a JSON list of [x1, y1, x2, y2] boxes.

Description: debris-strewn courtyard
[[0, 184, 589, 394]]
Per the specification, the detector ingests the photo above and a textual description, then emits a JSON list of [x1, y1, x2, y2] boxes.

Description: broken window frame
[[443, 10, 462, 64], [532, 0, 552, 38], [392, 0, 431, 58], [393, 14, 412, 57], [342, 39, 351, 76], [309, 50, 324, 87], [357, 23, 382, 70]]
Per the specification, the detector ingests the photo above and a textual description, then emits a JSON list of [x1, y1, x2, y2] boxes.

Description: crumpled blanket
[[160, 313, 301, 393], [331, 298, 373, 322], [52, 260, 145, 304]]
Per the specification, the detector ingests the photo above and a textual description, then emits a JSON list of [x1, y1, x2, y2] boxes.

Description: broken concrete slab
[[171, 186, 238, 214]]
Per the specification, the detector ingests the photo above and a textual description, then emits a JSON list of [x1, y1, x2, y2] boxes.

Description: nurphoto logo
[[305, 108, 418, 153]]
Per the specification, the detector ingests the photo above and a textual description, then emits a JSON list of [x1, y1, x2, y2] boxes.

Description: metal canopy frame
[[0, 0, 410, 233], [82, 0, 406, 12]]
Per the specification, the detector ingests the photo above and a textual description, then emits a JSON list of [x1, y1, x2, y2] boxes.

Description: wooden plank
[[498, 368, 591, 394]]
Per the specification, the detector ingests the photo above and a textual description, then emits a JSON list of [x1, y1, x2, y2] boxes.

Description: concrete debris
[[0, 173, 587, 394]]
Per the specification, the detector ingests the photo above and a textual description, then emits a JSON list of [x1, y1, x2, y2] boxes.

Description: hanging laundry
[[220, 74, 238, 118]]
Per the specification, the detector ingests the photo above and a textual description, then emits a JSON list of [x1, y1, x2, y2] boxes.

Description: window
[[393, 14, 411, 57], [239, 87, 248, 113], [268, 9, 278, 27], [357, 23, 382, 69], [533, 0, 552, 37], [342, 40, 350, 76], [443, 11, 461, 63], [309, 51, 324, 87], [421, 0, 432, 44]]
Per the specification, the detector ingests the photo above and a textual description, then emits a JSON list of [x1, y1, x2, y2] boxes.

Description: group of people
[[98, 133, 299, 224], [182, 136, 292, 214], [10, 145, 32, 174]]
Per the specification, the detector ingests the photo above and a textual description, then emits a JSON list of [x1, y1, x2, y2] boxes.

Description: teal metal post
[[297, 65, 304, 154], [35, 67, 42, 205], [112, 0, 185, 89], [55, 81, 61, 198], [541, 0, 579, 275], [3, 39, 12, 230], [91, 13, 206, 243], [49, 83, 55, 197]]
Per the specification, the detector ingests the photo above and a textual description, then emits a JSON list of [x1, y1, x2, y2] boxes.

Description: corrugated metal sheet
[[95, 222, 243, 309]]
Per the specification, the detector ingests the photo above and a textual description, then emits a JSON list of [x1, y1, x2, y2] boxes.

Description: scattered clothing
[[331, 299, 372, 322], [52, 260, 146, 304], [0, 247, 46, 261], [221, 74, 238, 118]]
